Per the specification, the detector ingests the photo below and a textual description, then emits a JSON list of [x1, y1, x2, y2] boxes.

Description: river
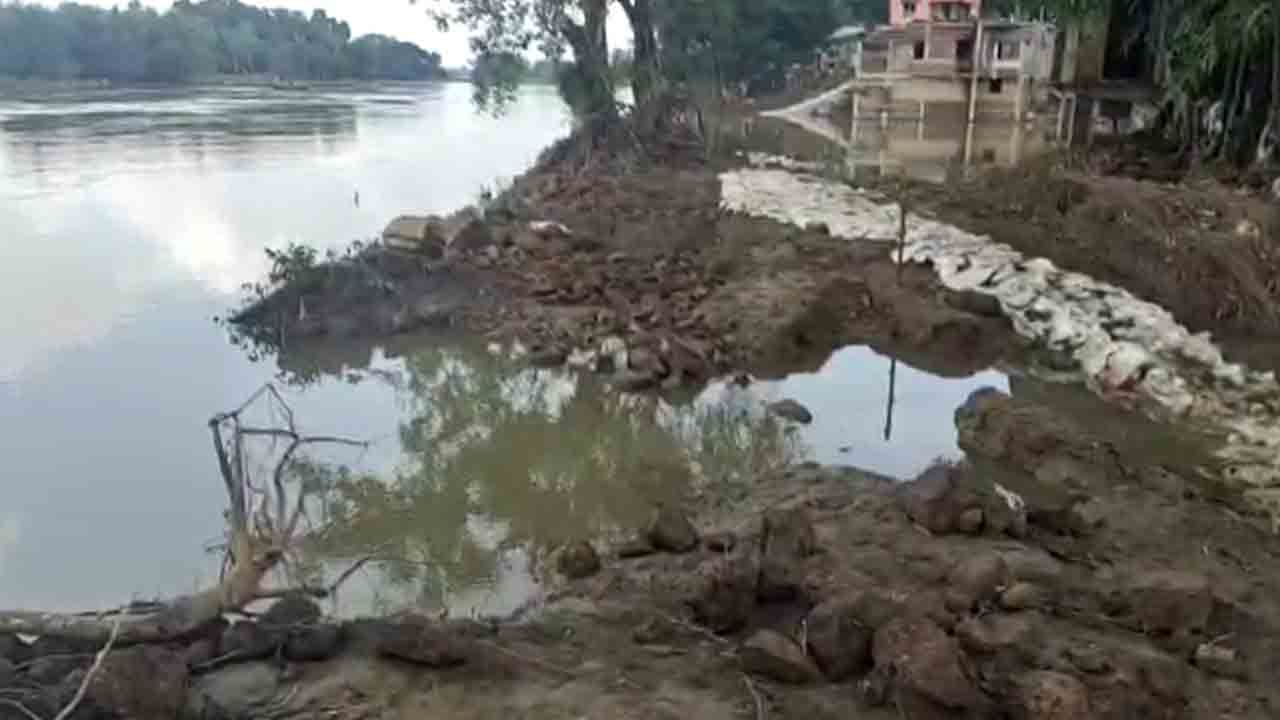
[[0, 82, 1006, 617]]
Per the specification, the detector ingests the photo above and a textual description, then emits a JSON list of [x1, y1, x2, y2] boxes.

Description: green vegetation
[[0, 0, 445, 83]]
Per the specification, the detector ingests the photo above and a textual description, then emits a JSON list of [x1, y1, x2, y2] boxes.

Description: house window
[[902, 1, 917, 17], [956, 38, 973, 61], [913, 41, 925, 59], [996, 41, 1021, 60], [989, 78, 1004, 93]]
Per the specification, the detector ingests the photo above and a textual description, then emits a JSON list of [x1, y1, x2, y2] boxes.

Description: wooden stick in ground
[[896, 197, 908, 283], [741, 673, 767, 720]]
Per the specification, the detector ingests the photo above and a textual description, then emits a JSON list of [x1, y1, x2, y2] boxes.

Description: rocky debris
[[689, 554, 757, 634], [758, 508, 817, 602], [284, 623, 344, 662], [557, 540, 603, 579], [614, 370, 659, 392], [184, 661, 281, 720], [945, 553, 1009, 613], [946, 289, 1004, 318], [1121, 570, 1213, 636], [767, 399, 813, 424], [375, 618, 469, 668], [527, 346, 568, 367], [956, 613, 1037, 655], [261, 591, 323, 628], [0, 634, 29, 664], [627, 346, 668, 379], [1193, 643, 1246, 679], [703, 532, 736, 553], [896, 462, 983, 535], [85, 645, 189, 720], [647, 505, 699, 553], [383, 215, 442, 254], [529, 220, 573, 238], [1064, 644, 1111, 674], [739, 630, 823, 684], [24, 654, 88, 685], [1013, 671, 1092, 720], [805, 595, 874, 680], [872, 616, 985, 710], [999, 582, 1044, 611], [220, 621, 280, 662], [616, 537, 656, 559]]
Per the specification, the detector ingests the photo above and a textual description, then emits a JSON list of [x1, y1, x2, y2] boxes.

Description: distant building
[[889, 0, 981, 26]]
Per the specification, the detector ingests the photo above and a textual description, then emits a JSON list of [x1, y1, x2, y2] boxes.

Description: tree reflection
[[292, 340, 804, 614]]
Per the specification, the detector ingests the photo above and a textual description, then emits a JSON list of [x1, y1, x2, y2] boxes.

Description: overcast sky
[[30, 0, 631, 66]]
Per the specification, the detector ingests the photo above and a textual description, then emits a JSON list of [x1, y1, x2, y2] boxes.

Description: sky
[[30, 0, 632, 67]]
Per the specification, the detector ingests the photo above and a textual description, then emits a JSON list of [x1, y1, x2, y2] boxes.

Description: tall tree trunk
[[560, 0, 614, 118], [1220, 47, 1249, 160], [619, 0, 661, 107]]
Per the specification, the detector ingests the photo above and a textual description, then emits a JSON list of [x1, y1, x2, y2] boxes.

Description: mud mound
[[900, 161, 1280, 340]]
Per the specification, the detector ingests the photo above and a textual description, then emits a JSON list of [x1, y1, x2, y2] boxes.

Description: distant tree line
[[0, 0, 445, 84]]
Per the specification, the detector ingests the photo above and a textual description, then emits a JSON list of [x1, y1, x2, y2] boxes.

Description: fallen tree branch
[[53, 615, 122, 720]]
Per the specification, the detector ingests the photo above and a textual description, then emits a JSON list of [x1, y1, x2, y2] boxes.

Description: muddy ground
[[4, 385, 1279, 719]]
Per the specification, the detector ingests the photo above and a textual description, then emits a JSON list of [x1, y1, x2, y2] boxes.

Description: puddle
[[272, 338, 1008, 618]]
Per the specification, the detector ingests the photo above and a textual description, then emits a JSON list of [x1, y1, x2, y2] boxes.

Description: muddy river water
[[0, 82, 1096, 617]]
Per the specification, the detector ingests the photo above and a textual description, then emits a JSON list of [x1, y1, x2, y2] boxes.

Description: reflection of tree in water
[[304, 342, 804, 613]]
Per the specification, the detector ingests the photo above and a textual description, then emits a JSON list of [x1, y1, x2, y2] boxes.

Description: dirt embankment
[[890, 158, 1280, 350], [5, 386, 1278, 719], [231, 145, 1018, 386]]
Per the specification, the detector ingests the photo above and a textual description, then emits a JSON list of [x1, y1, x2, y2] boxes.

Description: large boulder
[[382, 215, 446, 257], [805, 594, 874, 680], [184, 661, 281, 720], [946, 552, 1010, 613], [740, 630, 823, 684], [757, 508, 816, 602], [647, 505, 699, 553], [556, 540, 602, 579], [689, 554, 757, 634], [873, 616, 985, 710], [375, 619, 468, 668], [897, 462, 981, 535], [284, 623, 344, 662], [261, 591, 323, 628]]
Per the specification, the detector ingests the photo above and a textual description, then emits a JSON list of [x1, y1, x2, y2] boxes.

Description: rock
[[1235, 219, 1261, 239], [806, 595, 874, 680], [182, 637, 220, 669], [24, 654, 88, 685], [529, 220, 573, 238], [261, 591, 323, 628], [185, 661, 281, 720], [740, 630, 822, 684], [946, 290, 1003, 318], [1193, 643, 1246, 679], [689, 555, 756, 634], [805, 221, 831, 235], [849, 589, 908, 631], [946, 553, 1009, 612], [1013, 671, 1091, 720], [1068, 498, 1107, 533], [956, 613, 1036, 655], [557, 540, 602, 579], [615, 370, 659, 392], [1124, 570, 1212, 635], [897, 463, 979, 535], [0, 657, 15, 687], [284, 623, 344, 662], [87, 645, 188, 720], [758, 508, 816, 602], [1064, 645, 1111, 674], [376, 619, 468, 667], [220, 621, 280, 661], [703, 532, 736, 553], [528, 347, 568, 367], [0, 634, 29, 664], [767, 399, 813, 424], [617, 537, 656, 559], [873, 616, 985, 710], [449, 215, 495, 253], [1000, 582, 1043, 611], [382, 215, 446, 257], [646, 505, 699, 553], [956, 507, 985, 534], [628, 346, 669, 378]]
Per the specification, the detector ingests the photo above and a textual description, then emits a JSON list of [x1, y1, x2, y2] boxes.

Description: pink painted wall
[[888, 0, 981, 26]]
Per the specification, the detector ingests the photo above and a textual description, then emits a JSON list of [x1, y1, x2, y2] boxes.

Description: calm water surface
[[0, 82, 1007, 615]]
